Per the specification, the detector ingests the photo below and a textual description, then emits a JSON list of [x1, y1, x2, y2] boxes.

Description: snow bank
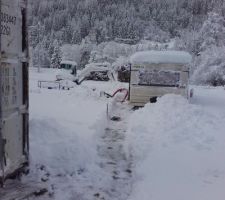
[[126, 94, 225, 200], [130, 50, 192, 65], [29, 118, 98, 174], [28, 81, 107, 179]]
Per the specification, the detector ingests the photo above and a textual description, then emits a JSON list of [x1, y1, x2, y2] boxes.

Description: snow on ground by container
[[130, 50, 192, 65], [23, 68, 225, 200], [24, 68, 129, 200], [126, 87, 225, 200]]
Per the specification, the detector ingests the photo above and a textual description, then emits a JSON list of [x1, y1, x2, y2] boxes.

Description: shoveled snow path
[[21, 68, 132, 200], [96, 101, 133, 200]]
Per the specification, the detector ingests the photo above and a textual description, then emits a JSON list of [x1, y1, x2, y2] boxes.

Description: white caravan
[[129, 50, 192, 106]]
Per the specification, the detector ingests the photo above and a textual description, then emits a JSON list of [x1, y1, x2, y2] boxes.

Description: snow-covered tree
[[191, 46, 225, 86], [201, 12, 225, 48], [50, 40, 62, 68], [29, 0, 225, 83], [189, 12, 225, 86], [61, 44, 82, 65]]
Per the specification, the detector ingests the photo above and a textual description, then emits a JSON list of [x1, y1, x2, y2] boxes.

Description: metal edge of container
[[0, 0, 4, 186], [0, 0, 29, 186], [17, 0, 29, 175], [22, 0, 29, 167]]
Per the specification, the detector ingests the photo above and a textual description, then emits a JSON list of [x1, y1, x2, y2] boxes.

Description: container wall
[[0, 0, 29, 183]]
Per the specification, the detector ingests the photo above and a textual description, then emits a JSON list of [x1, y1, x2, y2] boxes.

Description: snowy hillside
[[29, 0, 225, 86]]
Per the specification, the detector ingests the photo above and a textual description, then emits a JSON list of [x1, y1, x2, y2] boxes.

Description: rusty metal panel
[[0, 0, 29, 184]]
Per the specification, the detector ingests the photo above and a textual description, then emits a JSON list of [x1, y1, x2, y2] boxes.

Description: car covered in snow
[[83, 62, 111, 81], [56, 60, 77, 81], [76, 62, 113, 83], [129, 50, 192, 106]]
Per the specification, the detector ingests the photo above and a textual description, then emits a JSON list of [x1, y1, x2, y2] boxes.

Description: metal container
[[0, 0, 29, 184]]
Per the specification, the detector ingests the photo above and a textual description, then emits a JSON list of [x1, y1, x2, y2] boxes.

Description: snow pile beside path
[[29, 118, 99, 175], [29, 85, 107, 166], [127, 94, 225, 200], [27, 86, 108, 194]]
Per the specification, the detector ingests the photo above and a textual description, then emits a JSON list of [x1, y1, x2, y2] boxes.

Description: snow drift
[[126, 94, 225, 200]]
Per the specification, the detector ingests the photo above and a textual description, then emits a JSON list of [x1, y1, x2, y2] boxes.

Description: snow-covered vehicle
[[60, 60, 77, 74], [55, 60, 77, 81], [75, 62, 114, 84], [129, 50, 192, 106], [83, 62, 111, 81]]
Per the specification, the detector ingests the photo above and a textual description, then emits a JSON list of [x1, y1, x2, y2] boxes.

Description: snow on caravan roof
[[130, 50, 192, 65], [61, 60, 77, 66]]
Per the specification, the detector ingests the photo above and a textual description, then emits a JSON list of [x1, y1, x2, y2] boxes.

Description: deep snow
[[22, 68, 225, 200], [24, 68, 131, 200], [126, 87, 225, 200]]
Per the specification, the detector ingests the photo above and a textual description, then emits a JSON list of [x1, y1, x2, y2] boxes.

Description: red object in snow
[[112, 88, 129, 103]]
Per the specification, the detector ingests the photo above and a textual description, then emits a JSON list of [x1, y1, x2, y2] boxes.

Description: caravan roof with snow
[[129, 50, 192, 106], [130, 50, 192, 65]]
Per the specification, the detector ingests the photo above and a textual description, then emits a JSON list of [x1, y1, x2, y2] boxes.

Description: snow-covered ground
[[24, 68, 131, 200], [23, 68, 225, 200], [126, 87, 225, 200]]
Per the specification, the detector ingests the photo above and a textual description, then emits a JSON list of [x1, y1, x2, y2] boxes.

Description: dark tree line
[[29, 0, 225, 86], [29, 0, 225, 48]]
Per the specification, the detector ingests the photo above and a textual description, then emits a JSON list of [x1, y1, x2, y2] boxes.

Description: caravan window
[[138, 70, 180, 87]]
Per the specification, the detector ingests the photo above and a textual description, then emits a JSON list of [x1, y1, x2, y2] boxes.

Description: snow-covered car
[[55, 60, 77, 81], [84, 62, 111, 81], [55, 68, 76, 81], [129, 50, 192, 106], [76, 62, 113, 82]]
